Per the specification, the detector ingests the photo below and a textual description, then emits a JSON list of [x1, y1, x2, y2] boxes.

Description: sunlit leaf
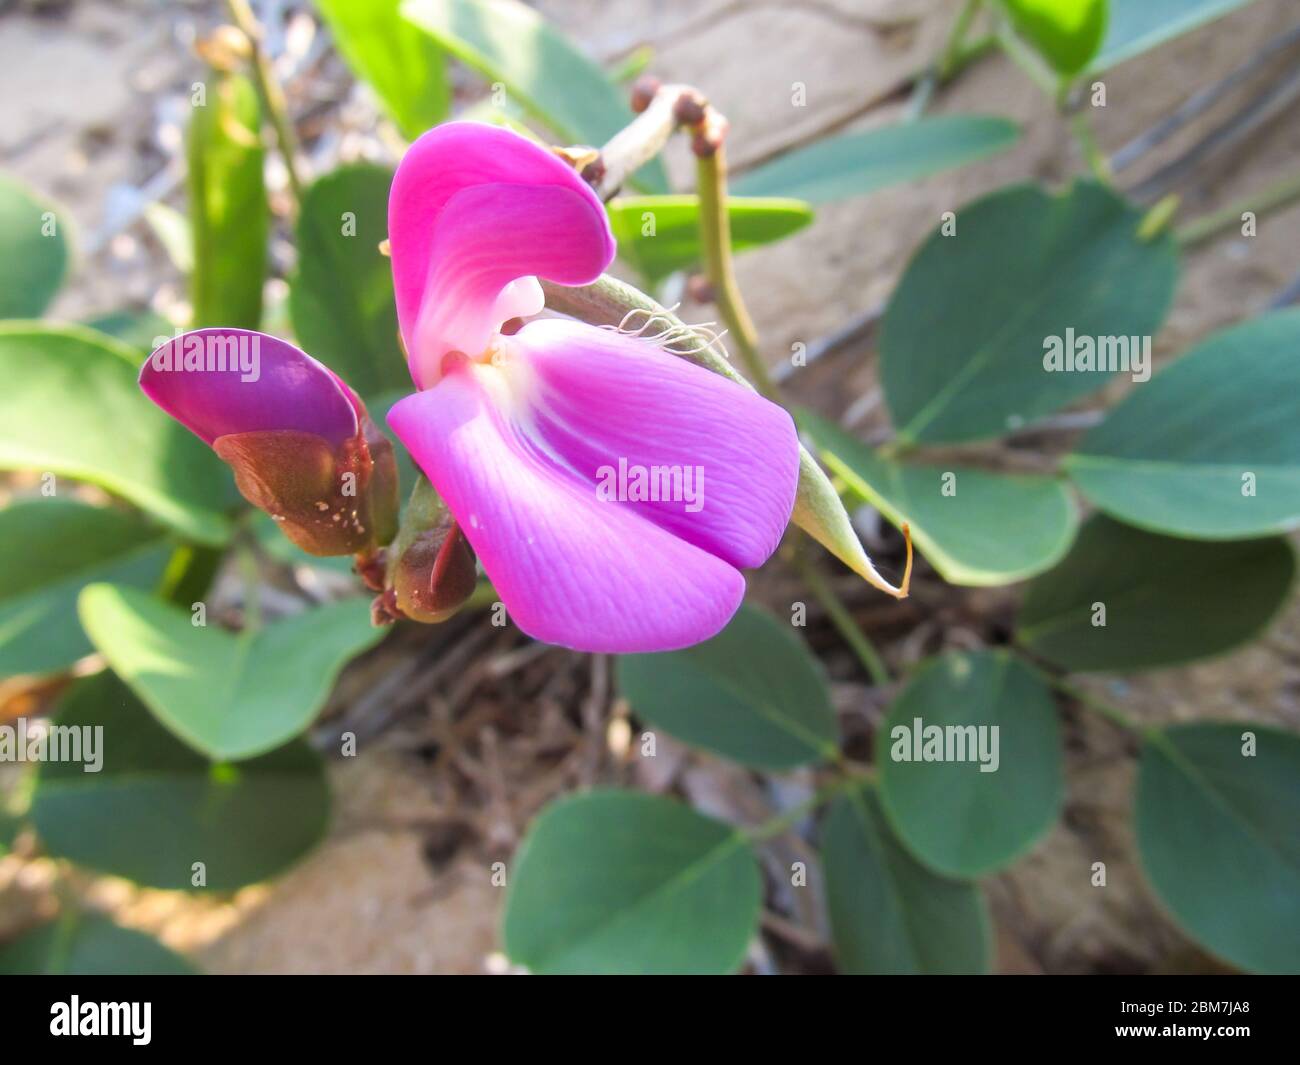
[[0, 323, 233, 545], [78, 583, 383, 760]]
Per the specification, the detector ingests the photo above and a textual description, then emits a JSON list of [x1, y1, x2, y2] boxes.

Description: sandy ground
[[1, 0, 1298, 973]]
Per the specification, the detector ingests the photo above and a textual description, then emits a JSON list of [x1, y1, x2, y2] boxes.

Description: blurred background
[[0, 0, 1297, 974]]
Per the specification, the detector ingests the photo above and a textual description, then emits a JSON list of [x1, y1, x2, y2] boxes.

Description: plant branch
[[695, 140, 781, 402], [227, 0, 304, 206], [588, 79, 697, 200], [1174, 169, 1300, 247], [795, 550, 891, 685]]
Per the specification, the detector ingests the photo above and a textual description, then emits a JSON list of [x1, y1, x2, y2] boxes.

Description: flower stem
[[795, 550, 891, 685], [695, 142, 782, 403], [226, 0, 304, 206]]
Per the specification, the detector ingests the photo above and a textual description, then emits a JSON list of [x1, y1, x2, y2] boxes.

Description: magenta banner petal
[[141, 328, 358, 447], [512, 319, 800, 569], [388, 122, 614, 387], [388, 367, 746, 653]]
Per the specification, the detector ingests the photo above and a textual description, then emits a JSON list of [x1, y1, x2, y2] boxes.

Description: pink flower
[[386, 122, 799, 652]]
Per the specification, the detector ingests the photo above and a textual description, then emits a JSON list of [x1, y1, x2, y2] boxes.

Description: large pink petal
[[140, 328, 359, 447], [387, 364, 745, 653], [511, 319, 800, 569], [389, 122, 614, 388]]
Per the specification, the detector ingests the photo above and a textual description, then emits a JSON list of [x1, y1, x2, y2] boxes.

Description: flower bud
[[141, 328, 399, 556], [374, 476, 477, 624]]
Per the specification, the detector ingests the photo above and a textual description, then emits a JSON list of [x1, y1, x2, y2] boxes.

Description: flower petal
[[510, 319, 800, 569], [140, 328, 358, 447], [388, 122, 614, 387], [387, 365, 745, 653]]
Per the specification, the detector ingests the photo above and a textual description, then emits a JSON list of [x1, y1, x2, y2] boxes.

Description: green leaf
[[616, 604, 838, 770], [1000, 0, 1108, 77], [882, 181, 1179, 445], [822, 784, 991, 974], [0, 499, 171, 679], [188, 72, 267, 329], [1136, 723, 1300, 973], [877, 650, 1062, 876], [31, 672, 330, 892], [0, 913, 195, 975], [400, 0, 668, 191], [608, 195, 813, 284], [1094, 0, 1257, 72], [78, 583, 383, 760], [1064, 310, 1300, 539], [316, 0, 450, 139], [503, 791, 760, 974], [0, 323, 233, 545], [0, 172, 70, 318], [289, 165, 409, 397], [1017, 514, 1295, 672], [732, 115, 1021, 205], [801, 410, 1077, 586]]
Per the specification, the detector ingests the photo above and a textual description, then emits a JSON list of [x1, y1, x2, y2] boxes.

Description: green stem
[[1070, 110, 1114, 185], [1033, 665, 1145, 734], [1175, 169, 1300, 247], [996, 23, 1060, 98], [237, 542, 262, 633], [745, 779, 851, 842], [796, 552, 891, 685], [938, 0, 983, 82], [696, 145, 781, 402], [227, 0, 304, 206]]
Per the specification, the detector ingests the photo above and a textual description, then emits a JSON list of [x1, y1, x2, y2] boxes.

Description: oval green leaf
[[1000, 0, 1107, 77], [608, 195, 813, 284], [616, 604, 839, 770], [823, 784, 991, 974], [317, 0, 450, 139], [503, 790, 760, 974], [78, 583, 384, 760], [289, 165, 410, 397], [1064, 310, 1300, 539], [1136, 723, 1300, 974], [877, 650, 1063, 877], [0, 172, 70, 318], [882, 181, 1179, 445], [31, 671, 330, 891], [0, 499, 170, 679], [0, 913, 195, 975], [1018, 514, 1295, 672], [733, 115, 1020, 205], [0, 323, 234, 544], [188, 71, 267, 329], [801, 410, 1077, 586], [400, 0, 667, 191]]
